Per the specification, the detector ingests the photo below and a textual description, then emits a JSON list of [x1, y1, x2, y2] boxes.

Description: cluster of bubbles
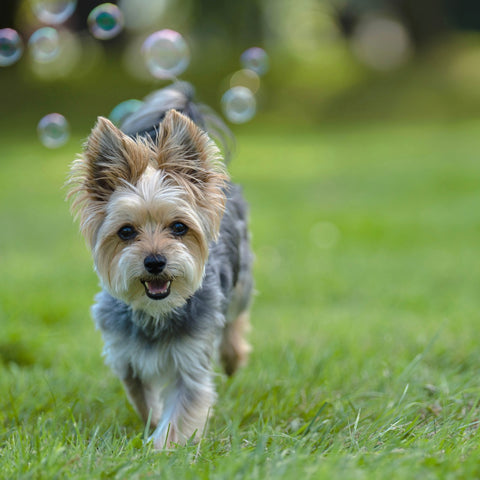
[[110, 39, 269, 126], [221, 47, 269, 124], [1, 0, 269, 147], [0, 0, 127, 149]]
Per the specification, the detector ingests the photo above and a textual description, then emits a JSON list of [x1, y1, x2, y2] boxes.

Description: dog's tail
[[120, 81, 235, 163]]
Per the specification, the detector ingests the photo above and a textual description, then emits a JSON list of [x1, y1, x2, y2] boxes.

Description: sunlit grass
[[1, 119, 480, 477]]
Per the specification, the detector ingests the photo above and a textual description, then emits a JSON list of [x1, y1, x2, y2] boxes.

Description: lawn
[[1, 118, 480, 478]]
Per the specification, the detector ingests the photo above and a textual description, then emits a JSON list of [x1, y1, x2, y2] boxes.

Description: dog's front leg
[[149, 371, 216, 449], [122, 366, 163, 428]]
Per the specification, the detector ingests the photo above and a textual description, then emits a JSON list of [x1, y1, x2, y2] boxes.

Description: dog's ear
[[156, 109, 228, 240], [82, 117, 149, 202], [156, 109, 223, 185]]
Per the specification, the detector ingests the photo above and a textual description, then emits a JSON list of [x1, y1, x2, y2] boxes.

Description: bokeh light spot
[[119, 0, 168, 31], [230, 69, 261, 94], [352, 16, 412, 71]]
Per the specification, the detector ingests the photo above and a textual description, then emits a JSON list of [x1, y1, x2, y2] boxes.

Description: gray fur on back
[[121, 81, 235, 163]]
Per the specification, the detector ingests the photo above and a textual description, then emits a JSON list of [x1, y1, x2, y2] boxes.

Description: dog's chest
[[102, 324, 214, 385]]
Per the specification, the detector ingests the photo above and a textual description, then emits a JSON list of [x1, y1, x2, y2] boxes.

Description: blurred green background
[[3, 2, 480, 476], [2, 0, 480, 134], [1, 0, 480, 376], [1, 0, 480, 381]]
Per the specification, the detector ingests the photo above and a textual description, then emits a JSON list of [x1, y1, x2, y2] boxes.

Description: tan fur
[[155, 110, 228, 241], [67, 118, 154, 249], [67, 110, 228, 249], [220, 311, 252, 376]]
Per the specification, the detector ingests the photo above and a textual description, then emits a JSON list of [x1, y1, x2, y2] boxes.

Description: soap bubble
[[109, 99, 144, 126], [31, 0, 77, 25], [142, 29, 190, 79], [88, 3, 124, 40], [240, 47, 269, 76], [37, 113, 70, 148], [29, 29, 82, 80], [0, 28, 23, 67], [28, 27, 60, 63], [221, 86, 256, 124]]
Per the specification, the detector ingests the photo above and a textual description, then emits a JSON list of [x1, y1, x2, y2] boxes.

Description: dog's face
[[69, 110, 227, 317]]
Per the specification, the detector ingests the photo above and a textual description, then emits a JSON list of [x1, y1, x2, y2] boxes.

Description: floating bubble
[[28, 27, 60, 63], [29, 29, 82, 80], [0, 28, 23, 67], [240, 47, 269, 76], [109, 99, 144, 126], [221, 86, 256, 124], [31, 0, 77, 25], [142, 29, 190, 79], [37, 113, 70, 148], [88, 3, 124, 40]]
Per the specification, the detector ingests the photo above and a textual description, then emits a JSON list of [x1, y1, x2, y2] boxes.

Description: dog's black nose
[[144, 254, 167, 274]]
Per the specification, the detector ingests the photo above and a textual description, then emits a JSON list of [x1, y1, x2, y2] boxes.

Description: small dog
[[68, 83, 253, 449]]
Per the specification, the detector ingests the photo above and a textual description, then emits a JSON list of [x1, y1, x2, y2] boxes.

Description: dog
[[68, 82, 253, 449]]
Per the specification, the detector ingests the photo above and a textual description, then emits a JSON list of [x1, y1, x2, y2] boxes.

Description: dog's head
[[68, 110, 227, 317]]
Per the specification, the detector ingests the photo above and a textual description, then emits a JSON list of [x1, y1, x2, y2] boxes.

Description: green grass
[[1, 118, 480, 478]]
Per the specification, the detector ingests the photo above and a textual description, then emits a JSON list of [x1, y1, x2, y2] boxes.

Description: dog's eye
[[117, 225, 138, 241], [170, 222, 188, 237]]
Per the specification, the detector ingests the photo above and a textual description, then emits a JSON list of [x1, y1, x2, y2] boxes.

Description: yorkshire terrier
[[68, 83, 253, 449]]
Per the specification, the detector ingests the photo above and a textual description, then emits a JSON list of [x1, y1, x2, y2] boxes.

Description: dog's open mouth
[[141, 279, 172, 300]]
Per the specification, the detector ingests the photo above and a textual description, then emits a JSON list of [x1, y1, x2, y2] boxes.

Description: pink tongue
[[146, 280, 169, 294]]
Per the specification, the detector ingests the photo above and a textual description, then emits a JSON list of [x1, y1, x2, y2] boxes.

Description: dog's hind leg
[[220, 310, 251, 376]]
